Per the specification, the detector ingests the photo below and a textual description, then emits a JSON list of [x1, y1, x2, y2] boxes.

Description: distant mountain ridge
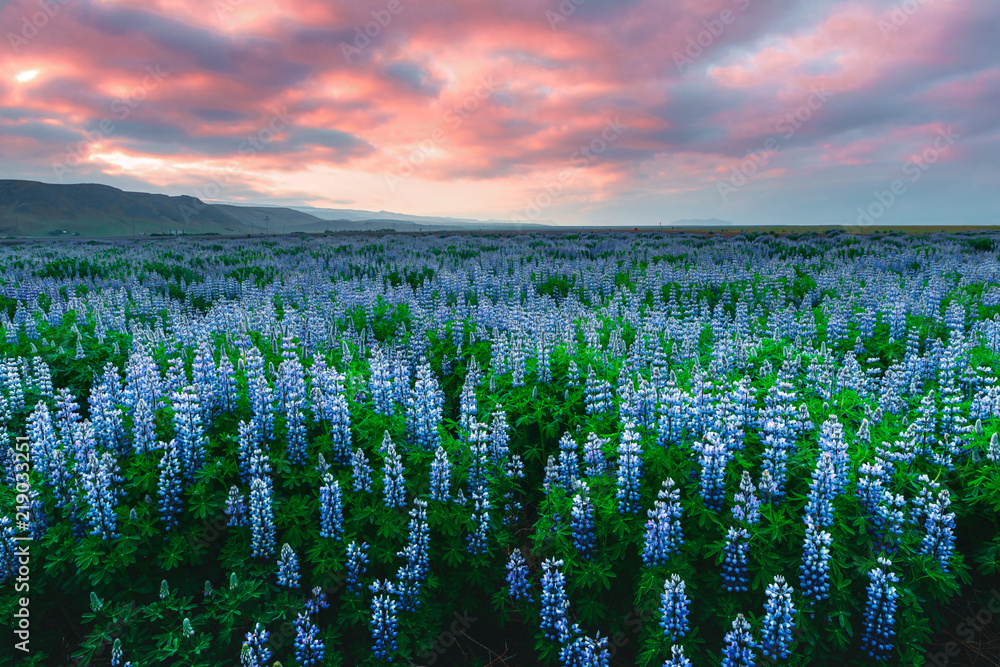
[[0, 180, 533, 236], [0, 180, 247, 236], [0, 180, 738, 236]]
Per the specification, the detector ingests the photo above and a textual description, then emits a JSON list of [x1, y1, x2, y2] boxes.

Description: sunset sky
[[2, 0, 998, 226]]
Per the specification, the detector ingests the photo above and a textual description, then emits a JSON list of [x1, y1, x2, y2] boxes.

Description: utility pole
[[265, 215, 270, 236]]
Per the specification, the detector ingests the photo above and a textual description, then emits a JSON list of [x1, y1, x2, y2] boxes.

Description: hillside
[[0, 180, 250, 236]]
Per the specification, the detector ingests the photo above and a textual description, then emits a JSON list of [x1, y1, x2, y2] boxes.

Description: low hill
[[0, 180, 250, 236]]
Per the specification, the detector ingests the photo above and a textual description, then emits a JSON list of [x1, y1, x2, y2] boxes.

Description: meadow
[[1, 230, 999, 666]]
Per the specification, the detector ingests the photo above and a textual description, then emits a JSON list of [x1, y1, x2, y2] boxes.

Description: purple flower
[[762, 575, 796, 660], [721, 613, 757, 667], [507, 548, 532, 602], [616, 420, 644, 515], [861, 557, 900, 661], [659, 574, 690, 640]]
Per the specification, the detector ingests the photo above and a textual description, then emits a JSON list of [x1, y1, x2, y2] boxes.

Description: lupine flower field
[[2, 229, 1000, 667]]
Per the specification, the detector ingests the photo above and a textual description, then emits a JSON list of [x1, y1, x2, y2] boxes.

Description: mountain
[[0, 179, 739, 236], [0, 180, 250, 236], [285, 205, 508, 226], [0, 180, 520, 236], [211, 205, 328, 232]]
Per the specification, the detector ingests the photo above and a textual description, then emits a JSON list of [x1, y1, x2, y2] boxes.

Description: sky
[[1, 0, 998, 226]]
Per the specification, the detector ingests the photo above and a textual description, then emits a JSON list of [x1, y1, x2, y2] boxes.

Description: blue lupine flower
[[284, 392, 308, 465], [721, 613, 757, 667], [48, 448, 74, 511], [459, 371, 478, 433], [919, 489, 956, 572], [368, 345, 395, 416], [659, 574, 690, 640], [293, 613, 325, 666], [370, 579, 400, 661], [216, 351, 238, 413], [236, 419, 258, 482], [90, 379, 124, 455], [172, 386, 207, 481], [305, 586, 329, 615], [616, 420, 644, 515], [817, 415, 848, 494], [487, 406, 510, 467], [804, 452, 837, 528], [241, 623, 271, 667], [406, 358, 444, 451], [732, 471, 761, 526], [351, 446, 374, 493], [571, 481, 596, 558], [225, 485, 247, 527], [583, 432, 609, 477], [27, 401, 58, 491], [54, 388, 81, 448], [873, 489, 906, 554], [799, 515, 833, 601], [698, 432, 727, 512], [558, 432, 580, 492], [319, 474, 344, 540], [857, 462, 888, 520], [0, 516, 17, 583], [467, 487, 491, 556], [762, 575, 796, 660], [861, 557, 900, 661], [157, 439, 183, 532], [346, 541, 369, 595], [685, 368, 715, 438], [721, 526, 750, 593], [429, 445, 451, 502], [381, 431, 406, 508], [584, 366, 614, 415], [466, 420, 491, 554], [81, 450, 121, 540], [277, 543, 301, 588], [656, 371, 686, 447], [249, 474, 276, 559], [643, 479, 683, 567], [507, 548, 532, 602], [559, 626, 610, 667], [27, 490, 47, 542], [318, 368, 352, 465], [662, 645, 692, 667], [396, 499, 429, 611], [502, 452, 525, 526], [132, 397, 156, 455], [758, 469, 779, 506], [540, 558, 571, 643]]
